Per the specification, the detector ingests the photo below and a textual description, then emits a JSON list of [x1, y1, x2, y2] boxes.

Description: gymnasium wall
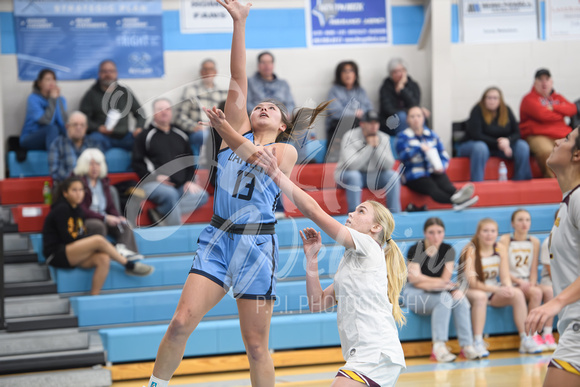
[[0, 0, 578, 163]]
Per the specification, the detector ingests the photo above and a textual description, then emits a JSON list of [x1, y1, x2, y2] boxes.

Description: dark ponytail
[[273, 99, 331, 143]]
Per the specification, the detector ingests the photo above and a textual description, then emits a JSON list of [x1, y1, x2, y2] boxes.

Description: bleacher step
[[5, 295, 70, 319], [5, 312, 78, 333], [0, 332, 106, 375], [0, 329, 89, 357], [0, 368, 111, 387], [4, 280, 57, 297], [4, 263, 50, 283], [4, 251, 38, 264], [3, 233, 30, 252]]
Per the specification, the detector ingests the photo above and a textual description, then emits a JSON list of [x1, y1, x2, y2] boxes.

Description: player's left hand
[[201, 106, 226, 130], [255, 146, 281, 179], [525, 299, 562, 335]]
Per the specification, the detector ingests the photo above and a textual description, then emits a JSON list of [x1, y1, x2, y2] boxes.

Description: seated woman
[[457, 87, 532, 182], [20, 69, 67, 150], [460, 218, 542, 355], [499, 209, 556, 350], [325, 60, 373, 162], [73, 148, 143, 261], [396, 106, 479, 211], [404, 217, 480, 361], [42, 176, 154, 295]]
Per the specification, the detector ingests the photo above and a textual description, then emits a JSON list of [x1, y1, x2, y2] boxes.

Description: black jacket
[[464, 104, 520, 150], [379, 76, 421, 134], [132, 123, 196, 187], [42, 200, 86, 257]]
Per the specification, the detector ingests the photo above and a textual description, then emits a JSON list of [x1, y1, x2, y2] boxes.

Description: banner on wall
[[13, 0, 164, 81], [546, 0, 580, 40], [460, 0, 539, 43], [180, 0, 231, 33], [305, 0, 390, 47]]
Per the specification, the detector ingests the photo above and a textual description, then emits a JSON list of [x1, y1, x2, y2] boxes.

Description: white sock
[[148, 375, 169, 387], [543, 327, 553, 335], [474, 334, 483, 342], [433, 341, 446, 350]]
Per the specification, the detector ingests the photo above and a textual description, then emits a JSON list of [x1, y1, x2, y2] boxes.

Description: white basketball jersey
[[549, 185, 580, 334], [508, 238, 533, 279], [481, 246, 501, 287]]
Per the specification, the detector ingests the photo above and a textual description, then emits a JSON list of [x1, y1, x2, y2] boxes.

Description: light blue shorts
[[190, 225, 278, 300]]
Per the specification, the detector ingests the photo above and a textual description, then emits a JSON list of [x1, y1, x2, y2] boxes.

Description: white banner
[[546, 0, 580, 40], [461, 0, 539, 43], [180, 0, 232, 34]]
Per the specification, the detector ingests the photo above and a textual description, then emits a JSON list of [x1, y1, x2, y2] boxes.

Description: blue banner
[[307, 0, 390, 47], [13, 0, 164, 80]]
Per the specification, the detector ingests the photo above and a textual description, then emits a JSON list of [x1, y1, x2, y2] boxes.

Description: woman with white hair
[[73, 148, 142, 260]]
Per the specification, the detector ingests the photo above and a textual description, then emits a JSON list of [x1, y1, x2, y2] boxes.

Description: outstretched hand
[[216, 0, 252, 21], [300, 227, 322, 262], [255, 146, 281, 180], [201, 106, 227, 131]]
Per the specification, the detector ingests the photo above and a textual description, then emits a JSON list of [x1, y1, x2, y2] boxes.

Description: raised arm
[[218, 0, 252, 139], [256, 147, 355, 250], [301, 228, 336, 312]]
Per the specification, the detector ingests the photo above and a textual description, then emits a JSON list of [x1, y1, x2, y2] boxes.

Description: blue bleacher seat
[[7, 150, 49, 177], [105, 148, 132, 173]]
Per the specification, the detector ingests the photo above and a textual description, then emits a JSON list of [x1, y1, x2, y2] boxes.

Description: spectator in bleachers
[[499, 209, 556, 350], [20, 69, 67, 150], [132, 98, 208, 226], [247, 51, 295, 115], [404, 217, 480, 361], [379, 58, 429, 137], [396, 106, 479, 211], [80, 60, 145, 151], [457, 87, 532, 182], [73, 148, 143, 261], [335, 110, 401, 213], [519, 68, 577, 178], [460, 218, 543, 355], [48, 111, 100, 184], [325, 60, 373, 162], [42, 176, 153, 295], [175, 59, 228, 154]]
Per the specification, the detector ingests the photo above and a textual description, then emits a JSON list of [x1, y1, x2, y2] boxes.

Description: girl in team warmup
[[460, 218, 542, 355], [499, 209, 556, 350], [526, 127, 580, 386], [147, 1, 328, 386], [204, 104, 407, 386]]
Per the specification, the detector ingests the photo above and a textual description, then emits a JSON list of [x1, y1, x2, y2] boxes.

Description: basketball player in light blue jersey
[[147, 1, 328, 387]]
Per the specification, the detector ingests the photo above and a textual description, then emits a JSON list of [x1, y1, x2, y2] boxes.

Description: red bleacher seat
[[11, 204, 50, 233]]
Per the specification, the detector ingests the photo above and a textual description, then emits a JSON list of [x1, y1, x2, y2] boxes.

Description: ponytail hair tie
[[386, 238, 392, 243]]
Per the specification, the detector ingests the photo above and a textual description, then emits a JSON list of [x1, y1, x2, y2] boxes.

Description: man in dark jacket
[[132, 98, 208, 226], [80, 60, 145, 151]]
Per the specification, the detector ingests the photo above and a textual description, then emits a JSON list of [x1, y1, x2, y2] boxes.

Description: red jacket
[[519, 87, 577, 139]]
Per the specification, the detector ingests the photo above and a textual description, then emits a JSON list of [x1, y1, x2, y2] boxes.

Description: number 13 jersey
[[214, 132, 281, 224]]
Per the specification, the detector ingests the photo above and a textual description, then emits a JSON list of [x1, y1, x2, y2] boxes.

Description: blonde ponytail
[[366, 201, 408, 327], [385, 239, 407, 326]]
